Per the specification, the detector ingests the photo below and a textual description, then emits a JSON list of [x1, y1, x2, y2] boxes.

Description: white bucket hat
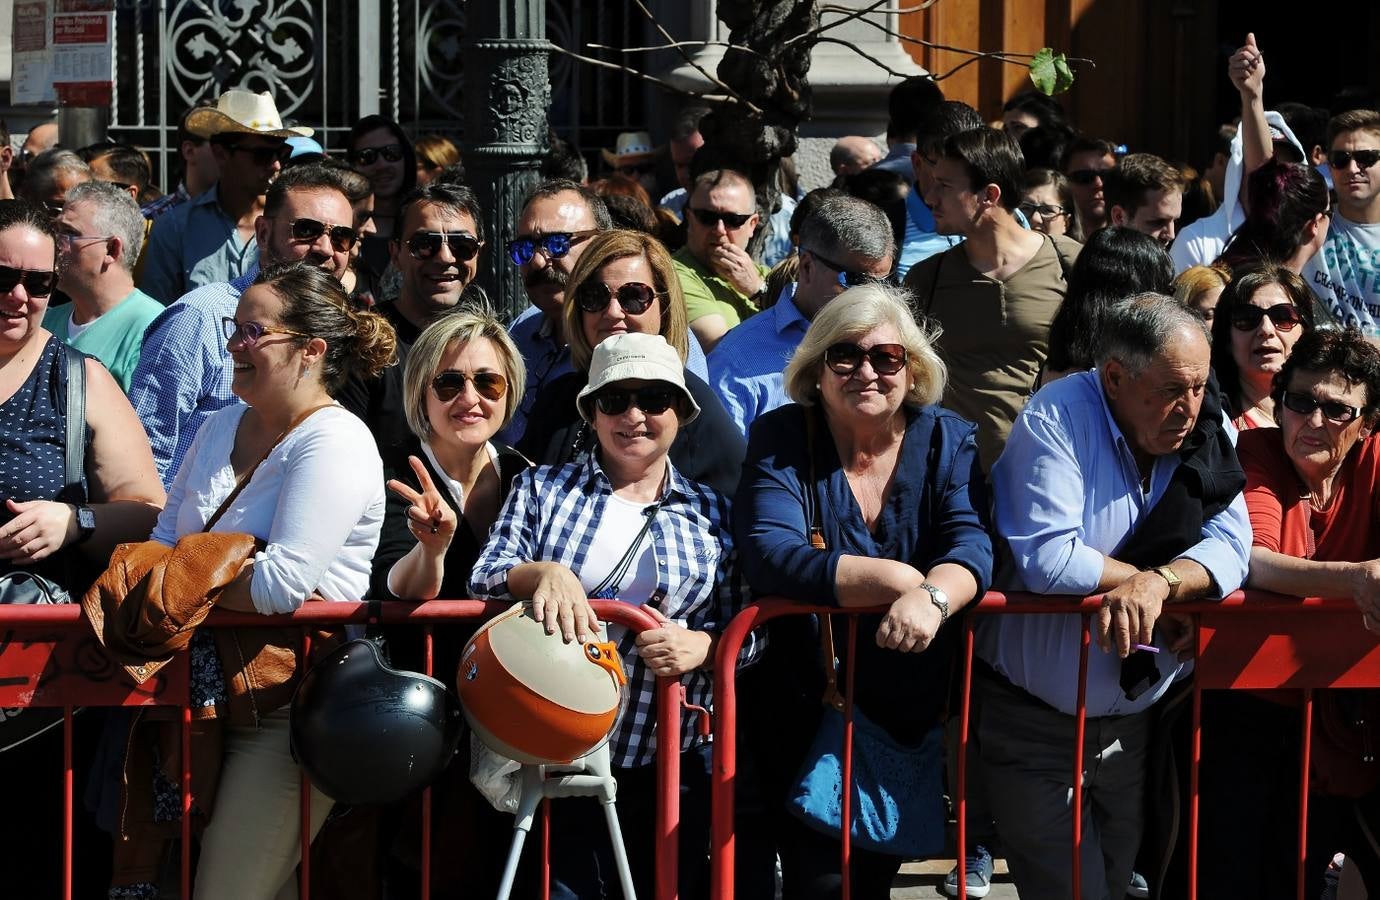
[[185, 89, 313, 139], [576, 333, 700, 424]]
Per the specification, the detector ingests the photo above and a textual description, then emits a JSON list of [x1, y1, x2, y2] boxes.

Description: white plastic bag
[[470, 732, 523, 814]]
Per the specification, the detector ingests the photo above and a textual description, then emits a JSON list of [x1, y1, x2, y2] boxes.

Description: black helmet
[[290, 638, 463, 805]]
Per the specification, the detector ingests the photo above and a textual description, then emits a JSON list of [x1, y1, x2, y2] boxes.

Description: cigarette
[[1133, 643, 1160, 654]]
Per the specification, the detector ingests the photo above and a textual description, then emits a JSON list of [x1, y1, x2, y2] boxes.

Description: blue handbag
[[786, 613, 947, 858]]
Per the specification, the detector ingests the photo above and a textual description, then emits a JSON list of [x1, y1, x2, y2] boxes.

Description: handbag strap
[[203, 404, 335, 533], [64, 349, 86, 502], [805, 408, 845, 712]]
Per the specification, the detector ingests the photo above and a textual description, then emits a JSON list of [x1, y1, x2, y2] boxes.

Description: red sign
[[52, 12, 106, 43], [13, 2, 47, 52]]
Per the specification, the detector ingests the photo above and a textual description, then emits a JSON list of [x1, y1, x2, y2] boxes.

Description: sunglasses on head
[[505, 230, 596, 266], [1229, 302, 1303, 332], [226, 142, 292, 166], [1066, 168, 1110, 186], [288, 217, 359, 252], [824, 342, 908, 377], [1328, 149, 1380, 171], [594, 386, 681, 417], [575, 281, 660, 315], [689, 208, 754, 230], [1282, 391, 1362, 424], [405, 230, 482, 261], [0, 264, 57, 297], [807, 250, 886, 288], [222, 317, 311, 347], [349, 144, 405, 166], [431, 370, 508, 403]]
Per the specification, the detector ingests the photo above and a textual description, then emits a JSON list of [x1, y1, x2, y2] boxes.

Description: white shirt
[[576, 491, 658, 604], [151, 404, 386, 614], [1301, 213, 1380, 329]]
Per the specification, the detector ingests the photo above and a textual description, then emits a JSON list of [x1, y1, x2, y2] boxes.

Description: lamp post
[[460, 3, 552, 319]]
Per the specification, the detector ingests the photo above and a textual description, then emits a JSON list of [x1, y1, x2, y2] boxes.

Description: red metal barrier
[[0, 599, 683, 900], [710, 590, 1380, 900]]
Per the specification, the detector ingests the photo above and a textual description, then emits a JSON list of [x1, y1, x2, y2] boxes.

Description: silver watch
[[919, 582, 949, 623]]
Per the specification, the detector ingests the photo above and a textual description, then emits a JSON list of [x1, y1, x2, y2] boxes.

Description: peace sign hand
[[386, 455, 457, 553]]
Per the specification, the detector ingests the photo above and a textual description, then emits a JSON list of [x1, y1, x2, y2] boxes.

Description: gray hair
[[798, 194, 897, 266], [23, 149, 91, 201], [64, 180, 144, 271], [1097, 291, 1211, 376]]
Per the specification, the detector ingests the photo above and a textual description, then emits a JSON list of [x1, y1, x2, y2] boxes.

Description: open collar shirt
[[469, 454, 760, 768], [981, 369, 1251, 717], [140, 184, 259, 304], [707, 283, 808, 437]]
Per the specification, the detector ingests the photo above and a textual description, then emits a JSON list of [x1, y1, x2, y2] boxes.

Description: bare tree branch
[[547, 44, 752, 111], [783, 0, 941, 48], [587, 40, 769, 61], [628, 0, 764, 115], [814, 36, 913, 78]]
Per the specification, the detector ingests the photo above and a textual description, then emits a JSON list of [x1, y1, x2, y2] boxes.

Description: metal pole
[[56, 107, 109, 150], [460, 1, 551, 320]]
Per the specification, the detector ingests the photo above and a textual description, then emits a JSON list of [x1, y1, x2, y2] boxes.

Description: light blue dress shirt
[[502, 304, 710, 446], [898, 187, 962, 279], [707, 282, 808, 437], [139, 184, 259, 305], [980, 369, 1252, 717]]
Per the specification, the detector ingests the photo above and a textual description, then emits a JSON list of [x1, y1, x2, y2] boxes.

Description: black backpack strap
[[63, 349, 86, 504]]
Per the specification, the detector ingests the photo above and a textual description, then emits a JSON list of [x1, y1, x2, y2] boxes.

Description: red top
[[1238, 428, 1380, 561]]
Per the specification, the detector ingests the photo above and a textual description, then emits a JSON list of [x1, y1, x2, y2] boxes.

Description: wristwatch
[[919, 582, 949, 624], [1150, 565, 1181, 601], [73, 504, 96, 544]]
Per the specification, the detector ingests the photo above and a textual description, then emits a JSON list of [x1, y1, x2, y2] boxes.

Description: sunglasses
[[0, 264, 57, 297], [824, 342, 908, 377], [349, 144, 404, 166], [505, 230, 597, 266], [1328, 149, 1380, 171], [807, 250, 886, 288], [689, 208, 754, 230], [1066, 168, 1110, 186], [1229, 303, 1303, 332], [431, 370, 508, 403], [594, 386, 681, 417], [1018, 202, 1068, 219], [405, 230, 482, 261], [288, 217, 359, 252], [226, 142, 292, 166], [1282, 391, 1362, 424], [575, 281, 660, 315], [222, 317, 311, 347]]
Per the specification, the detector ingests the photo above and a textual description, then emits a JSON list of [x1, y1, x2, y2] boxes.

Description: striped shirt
[[470, 454, 760, 768]]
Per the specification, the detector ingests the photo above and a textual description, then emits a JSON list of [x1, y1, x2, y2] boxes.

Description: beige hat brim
[[601, 148, 658, 167], [576, 365, 701, 426], [185, 108, 313, 140]]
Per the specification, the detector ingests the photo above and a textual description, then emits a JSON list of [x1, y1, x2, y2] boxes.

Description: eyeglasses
[[225, 142, 292, 166], [404, 230, 482, 261], [505, 230, 597, 266], [806, 250, 886, 288], [1229, 303, 1303, 332], [221, 317, 311, 347], [689, 208, 754, 230], [1328, 149, 1380, 171], [431, 370, 508, 402], [823, 342, 908, 377], [58, 233, 112, 252], [1281, 391, 1362, 424], [0, 264, 57, 297], [286, 217, 359, 252], [575, 281, 660, 315], [1066, 168, 1110, 186], [349, 144, 404, 166], [41, 200, 64, 217], [593, 386, 681, 417], [1018, 202, 1068, 219]]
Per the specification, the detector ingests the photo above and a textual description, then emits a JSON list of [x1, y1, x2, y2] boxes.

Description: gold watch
[[1150, 565, 1181, 600]]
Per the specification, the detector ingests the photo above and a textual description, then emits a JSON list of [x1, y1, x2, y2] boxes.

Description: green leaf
[[1028, 47, 1075, 95]]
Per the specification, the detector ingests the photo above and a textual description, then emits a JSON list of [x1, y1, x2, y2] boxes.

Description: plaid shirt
[[470, 454, 760, 768], [140, 182, 192, 220]]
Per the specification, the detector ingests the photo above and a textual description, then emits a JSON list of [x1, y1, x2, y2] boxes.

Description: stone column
[[460, 3, 551, 320]]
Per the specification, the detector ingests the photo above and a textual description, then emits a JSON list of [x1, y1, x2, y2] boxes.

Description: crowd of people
[[0, 27, 1378, 900]]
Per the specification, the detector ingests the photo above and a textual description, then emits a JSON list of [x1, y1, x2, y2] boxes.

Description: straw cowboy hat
[[185, 89, 313, 140], [600, 131, 657, 168]]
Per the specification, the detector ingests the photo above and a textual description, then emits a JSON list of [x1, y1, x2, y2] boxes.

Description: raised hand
[[386, 455, 457, 553], [1229, 32, 1265, 100]]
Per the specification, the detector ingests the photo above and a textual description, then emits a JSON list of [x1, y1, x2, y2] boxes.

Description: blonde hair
[[562, 229, 689, 372], [784, 282, 945, 408], [1172, 263, 1231, 310], [402, 306, 526, 441]]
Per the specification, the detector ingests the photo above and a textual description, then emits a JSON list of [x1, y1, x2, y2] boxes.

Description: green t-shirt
[[671, 245, 767, 330], [43, 287, 164, 392]]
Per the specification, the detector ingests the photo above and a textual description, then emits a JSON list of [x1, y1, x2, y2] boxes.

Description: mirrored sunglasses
[[575, 281, 659, 315], [505, 230, 596, 266]]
